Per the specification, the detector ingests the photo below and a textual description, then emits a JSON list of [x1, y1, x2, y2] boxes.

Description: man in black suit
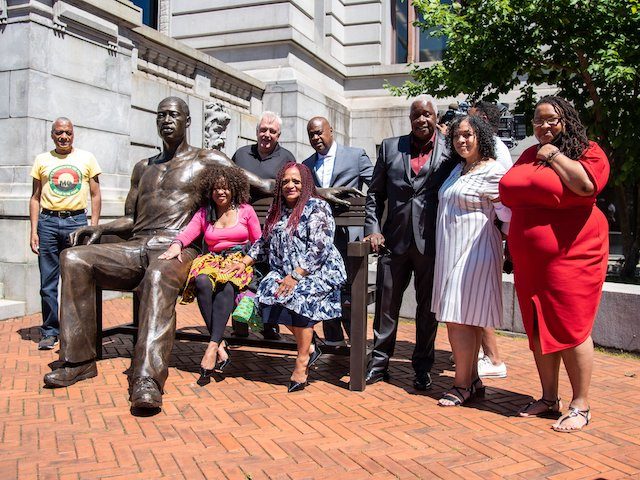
[[303, 116, 373, 345], [364, 96, 456, 390]]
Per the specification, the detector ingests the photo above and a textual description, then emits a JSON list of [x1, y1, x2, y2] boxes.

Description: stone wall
[[0, 0, 265, 318], [375, 272, 640, 353]]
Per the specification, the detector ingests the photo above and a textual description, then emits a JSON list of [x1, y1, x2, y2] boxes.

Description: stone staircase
[[0, 283, 26, 321]]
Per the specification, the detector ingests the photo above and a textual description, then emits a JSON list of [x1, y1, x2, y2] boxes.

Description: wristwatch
[[290, 270, 304, 282]]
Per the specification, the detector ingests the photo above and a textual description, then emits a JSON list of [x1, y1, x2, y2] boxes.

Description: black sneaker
[[38, 335, 59, 350]]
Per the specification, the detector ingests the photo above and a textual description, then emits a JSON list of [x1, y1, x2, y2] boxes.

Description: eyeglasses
[[532, 117, 562, 127]]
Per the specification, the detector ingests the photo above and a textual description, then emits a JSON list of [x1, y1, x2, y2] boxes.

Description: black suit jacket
[[303, 144, 373, 255], [365, 132, 455, 257]]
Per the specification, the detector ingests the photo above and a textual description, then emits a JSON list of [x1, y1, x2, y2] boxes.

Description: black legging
[[194, 274, 235, 343]]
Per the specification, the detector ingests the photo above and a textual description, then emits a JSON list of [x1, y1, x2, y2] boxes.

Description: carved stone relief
[[203, 102, 231, 150]]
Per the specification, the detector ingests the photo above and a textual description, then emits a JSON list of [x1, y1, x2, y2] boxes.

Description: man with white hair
[[232, 111, 295, 182], [232, 111, 295, 339], [364, 96, 456, 389]]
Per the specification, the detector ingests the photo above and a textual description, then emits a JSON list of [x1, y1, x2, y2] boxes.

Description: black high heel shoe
[[215, 341, 231, 373], [197, 366, 216, 386], [287, 379, 309, 393], [199, 366, 215, 378], [309, 332, 323, 367]]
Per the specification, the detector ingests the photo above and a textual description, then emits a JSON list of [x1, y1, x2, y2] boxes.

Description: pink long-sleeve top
[[175, 203, 262, 253]]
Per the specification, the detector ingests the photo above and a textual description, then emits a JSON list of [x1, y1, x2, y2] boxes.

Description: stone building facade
[[0, 0, 531, 318], [0, 0, 265, 317], [166, 0, 433, 160]]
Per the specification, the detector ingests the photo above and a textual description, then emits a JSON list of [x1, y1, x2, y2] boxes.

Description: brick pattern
[[0, 297, 639, 479]]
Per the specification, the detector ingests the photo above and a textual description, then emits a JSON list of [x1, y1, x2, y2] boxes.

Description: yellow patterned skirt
[[180, 251, 254, 304]]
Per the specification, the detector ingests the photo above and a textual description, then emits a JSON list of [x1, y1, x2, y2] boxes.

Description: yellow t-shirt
[[30, 148, 102, 211]]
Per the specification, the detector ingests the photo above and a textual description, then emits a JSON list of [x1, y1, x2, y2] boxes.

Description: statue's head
[[156, 97, 191, 143]]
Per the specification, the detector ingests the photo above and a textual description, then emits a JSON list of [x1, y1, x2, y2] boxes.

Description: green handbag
[[232, 296, 263, 333]]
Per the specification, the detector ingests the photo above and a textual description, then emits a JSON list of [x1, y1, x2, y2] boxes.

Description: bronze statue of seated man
[[42, 97, 278, 409], [44, 96, 361, 411]]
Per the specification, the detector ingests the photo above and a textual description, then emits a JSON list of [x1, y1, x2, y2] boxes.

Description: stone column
[[158, 0, 171, 35]]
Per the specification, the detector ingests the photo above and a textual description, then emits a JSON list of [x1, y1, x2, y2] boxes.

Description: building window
[[392, 0, 448, 63], [132, 0, 158, 29]]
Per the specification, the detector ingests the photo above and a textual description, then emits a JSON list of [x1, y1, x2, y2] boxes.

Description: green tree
[[389, 0, 640, 277]]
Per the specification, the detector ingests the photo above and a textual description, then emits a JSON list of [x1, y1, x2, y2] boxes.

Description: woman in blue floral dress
[[225, 162, 346, 392]]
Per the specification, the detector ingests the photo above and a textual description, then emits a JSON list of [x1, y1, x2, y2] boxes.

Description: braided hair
[[194, 164, 250, 223], [446, 115, 496, 163], [535, 96, 589, 160], [263, 162, 318, 238]]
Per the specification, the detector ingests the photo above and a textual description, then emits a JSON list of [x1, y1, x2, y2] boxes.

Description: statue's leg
[[59, 241, 145, 363], [132, 246, 197, 389]]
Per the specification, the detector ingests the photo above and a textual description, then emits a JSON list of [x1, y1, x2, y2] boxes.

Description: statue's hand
[[70, 225, 103, 246], [317, 187, 365, 207]]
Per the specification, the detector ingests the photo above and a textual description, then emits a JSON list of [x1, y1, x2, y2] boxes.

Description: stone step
[[0, 299, 26, 321]]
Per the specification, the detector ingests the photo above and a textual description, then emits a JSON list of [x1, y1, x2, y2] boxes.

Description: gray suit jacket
[[365, 132, 455, 256], [303, 144, 373, 255]]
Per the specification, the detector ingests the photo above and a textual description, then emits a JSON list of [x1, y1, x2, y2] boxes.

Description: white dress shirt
[[315, 141, 337, 188], [493, 136, 513, 171]]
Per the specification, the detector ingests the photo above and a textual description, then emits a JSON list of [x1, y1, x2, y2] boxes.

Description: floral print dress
[[248, 197, 347, 323]]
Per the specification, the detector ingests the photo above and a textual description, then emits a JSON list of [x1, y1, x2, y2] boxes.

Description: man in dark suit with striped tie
[[364, 96, 456, 389], [303, 116, 373, 346]]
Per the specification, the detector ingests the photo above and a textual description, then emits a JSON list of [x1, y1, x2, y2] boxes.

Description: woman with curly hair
[[432, 115, 511, 406], [499, 96, 609, 432], [224, 162, 346, 392], [159, 164, 261, 382]]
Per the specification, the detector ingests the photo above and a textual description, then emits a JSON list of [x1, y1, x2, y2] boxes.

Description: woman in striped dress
[[432, 116, 511, 406]]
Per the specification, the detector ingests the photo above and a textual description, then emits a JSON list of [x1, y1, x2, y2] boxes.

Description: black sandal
[[518, 397, 561, 417], [552, 407, 591, 432], [438, 386, 473, 407], [472, 377, 486, 398]]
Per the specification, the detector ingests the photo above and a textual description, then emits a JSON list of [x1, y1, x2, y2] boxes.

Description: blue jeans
[[37, 212, 87, 336]]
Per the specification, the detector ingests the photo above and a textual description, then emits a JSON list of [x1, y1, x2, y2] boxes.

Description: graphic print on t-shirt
[[49, 165, 82, 197]]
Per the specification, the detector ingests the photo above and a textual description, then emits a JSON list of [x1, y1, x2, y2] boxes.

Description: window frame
[[391, 0, 447, 64]]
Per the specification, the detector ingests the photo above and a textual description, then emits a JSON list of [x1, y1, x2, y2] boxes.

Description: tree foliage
[[389, 0, 640, 276]]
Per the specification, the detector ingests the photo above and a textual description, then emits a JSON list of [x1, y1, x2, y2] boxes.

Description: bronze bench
[[95, 197, 375, 391]]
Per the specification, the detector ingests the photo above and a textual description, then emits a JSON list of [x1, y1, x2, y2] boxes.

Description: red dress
[[499, 142, 610, 354]]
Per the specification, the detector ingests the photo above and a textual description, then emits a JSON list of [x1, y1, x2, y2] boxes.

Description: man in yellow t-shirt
[[29, 117, 102, 350]]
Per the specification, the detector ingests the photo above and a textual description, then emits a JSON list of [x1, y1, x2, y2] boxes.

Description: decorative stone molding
[[137, 45, 196, 78], [203, 102, 231, 150], [0, 0, 7, 24]]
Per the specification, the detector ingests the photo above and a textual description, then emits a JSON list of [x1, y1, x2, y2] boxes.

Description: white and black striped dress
[[431, 161, 506, 327]]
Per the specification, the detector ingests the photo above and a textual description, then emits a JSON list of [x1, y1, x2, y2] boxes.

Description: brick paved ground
[[1, 297, 639, 480]]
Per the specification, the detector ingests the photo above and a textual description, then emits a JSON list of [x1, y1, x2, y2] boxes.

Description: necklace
[[461, 157, 487, 175]]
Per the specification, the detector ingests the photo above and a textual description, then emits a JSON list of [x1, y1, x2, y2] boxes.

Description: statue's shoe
[[44, 361, 97, 388], [130, 377, 162, 409]]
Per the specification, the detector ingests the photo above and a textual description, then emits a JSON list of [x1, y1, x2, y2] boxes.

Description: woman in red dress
[[499, 96, 609, 432]]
